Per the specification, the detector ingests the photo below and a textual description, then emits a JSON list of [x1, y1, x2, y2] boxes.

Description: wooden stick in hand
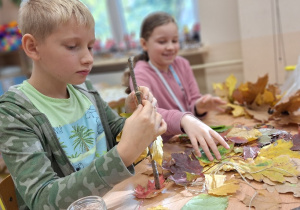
[[128, 56, 161, 190]]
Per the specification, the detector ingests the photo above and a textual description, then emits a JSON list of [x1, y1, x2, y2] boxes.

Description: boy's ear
[[140, 38, 147, 51], [22, 34, 40, 60]]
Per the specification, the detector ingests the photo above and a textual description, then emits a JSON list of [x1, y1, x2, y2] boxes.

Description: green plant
[[0, 0, 21, 7]]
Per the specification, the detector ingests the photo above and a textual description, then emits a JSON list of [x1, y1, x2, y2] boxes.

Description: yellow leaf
[[205, 174, 240, 196], [225, 74, 237, 99], [150, 136, 164, 166], [226, 103, 246, 117], [134, 147, 149, 164], [259, 139, 300, 159]]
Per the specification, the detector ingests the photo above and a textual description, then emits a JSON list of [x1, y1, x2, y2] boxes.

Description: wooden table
[[102, 112, 300, 210]]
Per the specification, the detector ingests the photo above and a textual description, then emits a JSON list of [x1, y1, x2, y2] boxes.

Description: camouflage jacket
[[0, 81, 134, 210]]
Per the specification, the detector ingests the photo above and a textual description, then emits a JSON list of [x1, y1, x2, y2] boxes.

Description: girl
[[129, 11, 228, 159]]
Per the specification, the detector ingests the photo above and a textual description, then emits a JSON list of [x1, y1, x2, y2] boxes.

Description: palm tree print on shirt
[[70, 125, 94, 152]]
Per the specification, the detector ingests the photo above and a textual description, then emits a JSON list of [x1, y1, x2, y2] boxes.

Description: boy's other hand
[[125, 86, 157, 113], [117, 100, 166, 167]]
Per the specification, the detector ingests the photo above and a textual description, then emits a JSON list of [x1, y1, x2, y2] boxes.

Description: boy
[[0, 0, 166, 209]]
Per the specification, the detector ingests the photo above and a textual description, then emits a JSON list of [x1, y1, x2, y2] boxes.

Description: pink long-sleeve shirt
[[130, 56, 202, 141]]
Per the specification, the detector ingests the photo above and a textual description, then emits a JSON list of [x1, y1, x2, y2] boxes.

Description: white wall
[[198, 0, 243, 94], [238, 0, 300, 84]]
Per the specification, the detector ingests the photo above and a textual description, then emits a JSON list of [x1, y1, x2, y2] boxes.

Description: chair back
[[0, 175, 18, 210]]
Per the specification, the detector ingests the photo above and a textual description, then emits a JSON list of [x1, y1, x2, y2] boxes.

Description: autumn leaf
[[150, 136, 163, 166], [263, 182, 300, 197], [205, 174, 240, 196], [134, 175, 166, 199], [291, 128, 300, 151], [271, 90, 300, 125], [181, 194, 228, 210], [243, 146, 260, 159], [259, 139, 300, 159], [226, 103, 246, 117], [210, 125, 232, 133], [241, 189, 281, 210], [197, 143, 234, 164], [163, 152, 203, 185], [226, 127, 262, 143], [232, 74, 268, 105], [242, 155, 299, 183]]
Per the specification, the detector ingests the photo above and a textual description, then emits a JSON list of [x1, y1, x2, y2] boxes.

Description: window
[[81, 0, 200, 50]]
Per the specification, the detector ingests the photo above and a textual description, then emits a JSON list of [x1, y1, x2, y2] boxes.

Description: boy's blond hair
[[18, 0, 95, 41]]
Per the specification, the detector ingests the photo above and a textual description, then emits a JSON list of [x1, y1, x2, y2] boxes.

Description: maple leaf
[[205, 174, 240, 196], [271, 90, 300, 125], [181, 194, 228, 210], [134, 175, 166, 199], [232, 74, 268, 106], [163, 152, 203, 185]]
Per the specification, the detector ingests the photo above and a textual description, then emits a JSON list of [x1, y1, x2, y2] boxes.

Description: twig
[[128, 56, 161, 189]]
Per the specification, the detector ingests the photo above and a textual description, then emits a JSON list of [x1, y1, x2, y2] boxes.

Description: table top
[[102, 112, 300, 210]]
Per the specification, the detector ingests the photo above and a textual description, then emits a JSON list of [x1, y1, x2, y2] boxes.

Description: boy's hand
[[195, 94, 227, 114], [125, 86, 157, 113], [117, 100, 167, 167], [180, 115, 230, 161]]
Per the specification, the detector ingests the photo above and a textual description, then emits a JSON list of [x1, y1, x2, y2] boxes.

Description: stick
[[128, 56, 161, 189]]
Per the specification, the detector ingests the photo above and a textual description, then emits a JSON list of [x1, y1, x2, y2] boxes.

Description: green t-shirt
[[18, 81, 107, 171]]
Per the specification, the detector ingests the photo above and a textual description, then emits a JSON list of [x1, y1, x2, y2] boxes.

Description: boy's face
[[141, 22, 179, 72], [35, 17, 95, 87]]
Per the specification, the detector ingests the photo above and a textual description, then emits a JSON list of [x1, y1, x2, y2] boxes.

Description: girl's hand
[[180, 114, 229, 161], [195, 94, 226, 115], [117, 100, 167, 166], [125, 86, 157, 113]]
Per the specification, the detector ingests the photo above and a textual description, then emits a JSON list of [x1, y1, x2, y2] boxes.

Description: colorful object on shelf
[[0, 21, 22, 52]]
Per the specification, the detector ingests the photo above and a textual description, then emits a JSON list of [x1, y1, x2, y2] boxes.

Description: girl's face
[[141, 22, 179, 72]]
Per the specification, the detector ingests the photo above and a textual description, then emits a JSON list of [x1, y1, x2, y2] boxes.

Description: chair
[[0, 175, 18, 210]]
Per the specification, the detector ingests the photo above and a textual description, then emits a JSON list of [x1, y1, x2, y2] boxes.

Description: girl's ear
[[140, 38, 147, 51], [22, 34, 40, 60]]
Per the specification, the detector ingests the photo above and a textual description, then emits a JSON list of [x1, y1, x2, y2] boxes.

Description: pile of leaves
[[134, 124, 300, 209], [213, 74, 300, 124]]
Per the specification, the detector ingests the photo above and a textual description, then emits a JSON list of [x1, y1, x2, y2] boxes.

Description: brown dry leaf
[[244, 103, 270, 123], [271, 90, 300, 125], [263, 182, 300, 197], [241, 189, 281, 210], [232, 74, 268, 105]]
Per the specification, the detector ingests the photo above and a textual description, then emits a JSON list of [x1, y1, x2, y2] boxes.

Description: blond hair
[[18, 0, 95, 41]]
